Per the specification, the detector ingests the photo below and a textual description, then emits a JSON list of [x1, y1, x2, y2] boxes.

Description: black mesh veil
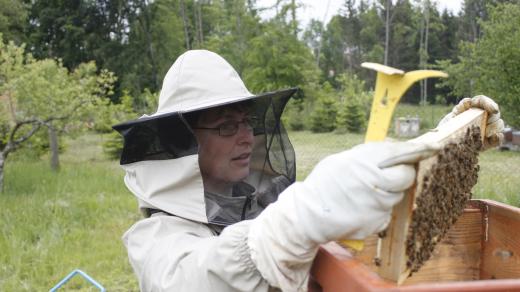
[[114, 113, 198, 165], [113, 88, 298, 226]]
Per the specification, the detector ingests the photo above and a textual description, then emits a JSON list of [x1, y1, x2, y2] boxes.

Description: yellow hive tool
[[341, 62, 448, 251]]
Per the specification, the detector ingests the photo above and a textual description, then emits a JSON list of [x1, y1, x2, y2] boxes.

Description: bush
[[283, 99, 306, 131], [333, 73, 371, 133], [310, 97, 338, 133], [336, 101, 366, 133]]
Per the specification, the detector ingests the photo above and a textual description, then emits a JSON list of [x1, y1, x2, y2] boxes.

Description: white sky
[[258, 0, 463, 28]]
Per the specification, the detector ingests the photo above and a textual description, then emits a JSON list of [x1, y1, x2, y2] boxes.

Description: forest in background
[[1, 0, 520, 188], [1, 0, 516, 102]]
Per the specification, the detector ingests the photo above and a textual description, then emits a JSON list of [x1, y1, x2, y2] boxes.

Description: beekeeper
[[113, 50, 504, 291]]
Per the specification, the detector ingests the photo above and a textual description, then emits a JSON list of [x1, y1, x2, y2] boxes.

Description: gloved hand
[[291, 141, 439, 243], [248, 142, 438, 290], [439, 95, 505, 149]]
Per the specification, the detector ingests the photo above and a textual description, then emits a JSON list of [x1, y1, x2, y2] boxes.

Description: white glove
[[293, 141, 438, 243], [248, 142, 438, 290], [439, 95, 505, 148]]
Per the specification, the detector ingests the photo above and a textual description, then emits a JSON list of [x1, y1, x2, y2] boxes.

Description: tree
[[0, 40, 40, 191], [320, 15, 348, 84], [0, 36, 115, 190], [242, 21, 318, 93], [310, 85, 338, 133], [358, 3, 384, 82], [204, 0, 263, 75], [0, 0, 28, 44], [438, 3, 520, 128], [26, 0, 134, 101], [122, 0, 186, 96], [302, 19, 324, 66], [335, 73, 370, 132]]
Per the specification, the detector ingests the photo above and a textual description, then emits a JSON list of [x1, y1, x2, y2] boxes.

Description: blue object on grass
[[49, 269, 105, 292]]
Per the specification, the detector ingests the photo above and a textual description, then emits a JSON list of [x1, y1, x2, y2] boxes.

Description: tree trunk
[[384, 0, 391, 65], [291, 0, 297, 37], [419, 8, 425, 105], [180, 0, 191, 49], [419, 0, 430, 106], [196, 0, 204, 46], [423, 6, 429, 105], [0, 151, 5, 192], [141, 0, 159, 90], [48, 125, 60, 171]]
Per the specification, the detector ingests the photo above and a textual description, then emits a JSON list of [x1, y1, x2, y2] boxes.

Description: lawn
[[0, 134, 139, 291], [0, 117, 518, 290]]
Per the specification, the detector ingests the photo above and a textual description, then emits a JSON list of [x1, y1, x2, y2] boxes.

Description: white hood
[[122, 156, 206, 223]]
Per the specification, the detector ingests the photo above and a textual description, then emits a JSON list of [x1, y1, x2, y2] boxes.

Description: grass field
[[0, 134, 139, 291], [0, 109, 519, 290]]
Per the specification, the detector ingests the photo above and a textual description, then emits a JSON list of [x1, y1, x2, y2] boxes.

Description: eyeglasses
[[193, 116, 260, 137]]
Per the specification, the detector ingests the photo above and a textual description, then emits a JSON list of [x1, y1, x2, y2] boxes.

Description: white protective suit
[[113, 50, 471, 291]]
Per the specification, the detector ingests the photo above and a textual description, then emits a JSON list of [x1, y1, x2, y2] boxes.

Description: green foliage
[[438, 3, 520, 128], [309, 83, 338, 133], [93, 91, 135, 133], [435, 43, 479, 98], [0, 0, 27, 44], [336, 102, 365, 133], [96, 91, 140, 158], [243, 22, 319, 93], [0, 35, 116, 189], [122, 0, 186, 96], [310, 99, 338, 133], [27, 0, 131, 72], [22, 128, 66, 156], [203, 0, 262, 75], [283, 99, 306, 131], [334, 73, 370, 133], [98, 88, 158, 159]]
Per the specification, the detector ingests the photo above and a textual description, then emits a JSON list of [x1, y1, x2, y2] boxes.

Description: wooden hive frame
[[377, 107, 488, 283]]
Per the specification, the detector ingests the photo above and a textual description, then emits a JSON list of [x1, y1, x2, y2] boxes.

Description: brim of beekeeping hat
[[114, 87, 297, 127], [112, 87, 298, 165]]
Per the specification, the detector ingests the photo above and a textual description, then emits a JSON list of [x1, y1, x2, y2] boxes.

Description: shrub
[[283, 99, 306, 131], [336, 100, 366, 133], [310, 96, 338, 133]]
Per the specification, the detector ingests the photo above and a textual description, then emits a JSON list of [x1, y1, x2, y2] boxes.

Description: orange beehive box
[[309, 199, 520, 291]]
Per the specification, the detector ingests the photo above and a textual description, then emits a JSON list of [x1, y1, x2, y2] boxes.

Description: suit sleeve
[[123, 215, 270, 292]]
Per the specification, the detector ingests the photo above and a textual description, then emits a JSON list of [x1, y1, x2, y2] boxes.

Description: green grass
[[289, 131, 364, 180], [0, 134, 139, 291], [1, 104, 519, 290], [474, 149, 520, 206]]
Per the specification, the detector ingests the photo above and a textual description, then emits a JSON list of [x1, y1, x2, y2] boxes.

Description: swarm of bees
[[405, 126, 482, 273]]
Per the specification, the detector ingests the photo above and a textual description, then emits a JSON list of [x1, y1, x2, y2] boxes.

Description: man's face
[[192, 107, 254, 193]]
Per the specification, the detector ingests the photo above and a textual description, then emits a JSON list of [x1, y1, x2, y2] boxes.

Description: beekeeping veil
[[113, 50, 296, 226]]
